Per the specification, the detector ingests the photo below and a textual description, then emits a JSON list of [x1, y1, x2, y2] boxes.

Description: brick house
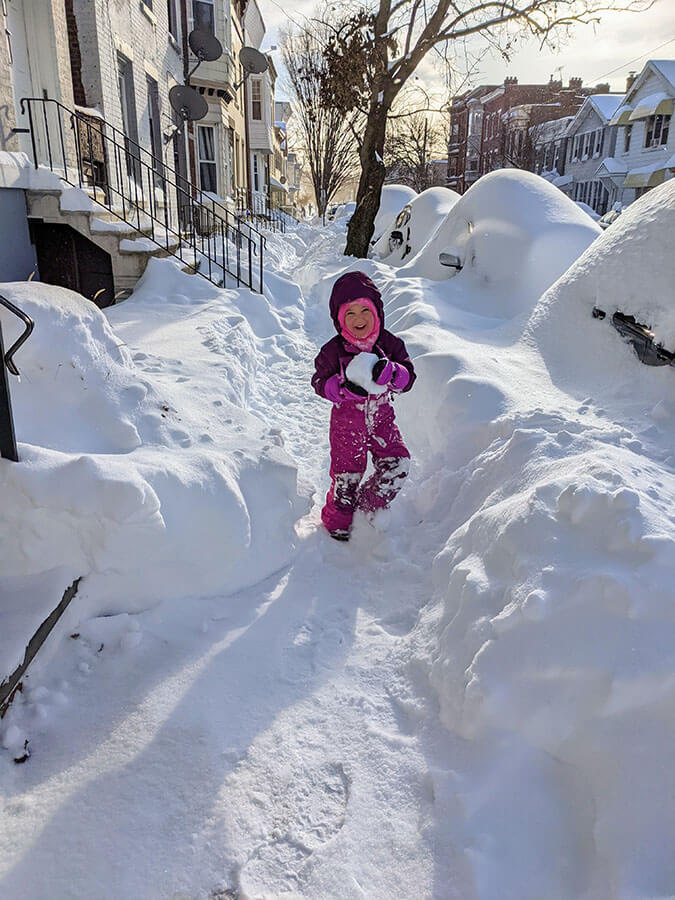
[[447, 85, 496, 193]]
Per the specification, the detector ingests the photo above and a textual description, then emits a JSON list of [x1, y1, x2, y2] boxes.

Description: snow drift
[[0, 264, 308, 676], [399, 178, 675, 898]]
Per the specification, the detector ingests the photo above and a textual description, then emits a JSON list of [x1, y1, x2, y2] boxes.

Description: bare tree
[[317, 0, 651, 257], [384, 112, 447, 191], [281, 25, 360, 219]]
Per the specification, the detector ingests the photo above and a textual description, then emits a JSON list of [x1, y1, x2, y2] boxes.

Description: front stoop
[[25, 188, 198, 295]]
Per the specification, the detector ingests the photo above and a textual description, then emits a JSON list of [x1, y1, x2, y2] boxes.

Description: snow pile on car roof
[[372, 186, 460, 266], [401, 169, 601, 317], [372, 183, 417, 242], [527, 178, 675, 389]]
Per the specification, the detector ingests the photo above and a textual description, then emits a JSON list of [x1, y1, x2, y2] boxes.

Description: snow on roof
[[651, 59, 675, 86], [588, 93, 624, 120], [596, 156, 627, 175]]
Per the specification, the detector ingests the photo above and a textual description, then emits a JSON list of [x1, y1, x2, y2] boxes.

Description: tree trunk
[[344, 104, 389, 258]]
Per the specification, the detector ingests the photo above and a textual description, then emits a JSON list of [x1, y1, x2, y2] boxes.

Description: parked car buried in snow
[[371, 186, 461, 266], [400, 169, 602, 315]]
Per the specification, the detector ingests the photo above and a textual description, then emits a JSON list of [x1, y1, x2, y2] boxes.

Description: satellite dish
[[169, 84, 208, 122], [189, 29, 223, 62], [280, 175, 287, 184], [239, 47, 269, 75]]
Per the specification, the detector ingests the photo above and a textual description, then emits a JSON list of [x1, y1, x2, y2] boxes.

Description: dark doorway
[[29, 220, 115, 308]]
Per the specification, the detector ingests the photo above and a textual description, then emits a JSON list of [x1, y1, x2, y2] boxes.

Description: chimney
[[568, 77, 583, 91], [595, 83, 610, 93], [504, 76, 518, 87], [626, 71, 637, 92]]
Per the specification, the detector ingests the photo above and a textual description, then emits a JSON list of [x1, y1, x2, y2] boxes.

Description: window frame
[[192, 0, 215, 34], [197, 124, 218, 194], [644, 114, 670, 148], [251, 78, 262, 121]]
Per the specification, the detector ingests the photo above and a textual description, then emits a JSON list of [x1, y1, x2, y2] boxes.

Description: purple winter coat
[[311, 271, 416, 399]]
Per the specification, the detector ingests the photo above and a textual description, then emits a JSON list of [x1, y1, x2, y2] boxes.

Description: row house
[[480, 77, 607, 175], [554, 93, 623, 214], [606, 60, 674, 203], [528, 60, 674, 215], [272, 100, 292, 210], [531, 115, 573, 180], [447, 75, 610, 193], [447, 85, 496, 193], [191, 0, 249, 210], [1, 0, 292, 296]]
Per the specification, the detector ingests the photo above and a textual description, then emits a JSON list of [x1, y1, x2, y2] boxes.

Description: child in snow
[[312, 270, 416, 541]]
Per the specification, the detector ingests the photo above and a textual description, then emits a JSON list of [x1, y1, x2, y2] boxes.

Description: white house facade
[[608, 60, 675, 204]]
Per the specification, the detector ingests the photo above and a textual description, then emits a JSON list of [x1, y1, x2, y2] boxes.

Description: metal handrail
[[0, 294, 34, 377], [19, 97, 265, 293]]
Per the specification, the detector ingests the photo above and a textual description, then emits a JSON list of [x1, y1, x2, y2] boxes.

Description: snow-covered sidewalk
[[2, 180, 675, 899]]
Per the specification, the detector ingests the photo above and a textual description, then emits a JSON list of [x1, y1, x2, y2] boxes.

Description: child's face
[[344, 303, 375, 338]]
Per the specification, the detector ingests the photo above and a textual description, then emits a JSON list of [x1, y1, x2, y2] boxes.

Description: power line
[[591, 35, 675, 82]]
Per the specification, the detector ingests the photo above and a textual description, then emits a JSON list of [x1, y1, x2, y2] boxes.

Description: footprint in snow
[[278, 623, 347, 685], [238, 763, 349, 895]]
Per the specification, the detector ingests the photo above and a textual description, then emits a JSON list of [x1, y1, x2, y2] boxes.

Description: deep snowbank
[[0, 263, 308, 675], [401, 169, 601, 317], [385, 179, 675, 897]]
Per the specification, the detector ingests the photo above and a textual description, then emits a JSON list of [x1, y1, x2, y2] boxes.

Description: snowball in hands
[[345, 353, 388, 395]]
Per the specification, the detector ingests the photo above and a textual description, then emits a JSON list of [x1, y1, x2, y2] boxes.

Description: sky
[[254, 0, 674, 104]]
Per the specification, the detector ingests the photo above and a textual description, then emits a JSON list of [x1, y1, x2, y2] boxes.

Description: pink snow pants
[[321, 393, 410, 534]]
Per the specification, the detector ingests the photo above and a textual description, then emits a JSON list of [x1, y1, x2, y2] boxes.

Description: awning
[[609, 105, 633, 126], [628, 92, 674, 121], [624, 162, 668, 189], [269, 175, 288, 193], [552, 173, 574, 188]]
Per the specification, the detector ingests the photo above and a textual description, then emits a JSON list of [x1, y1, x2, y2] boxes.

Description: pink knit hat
[[337, 298, 381, 351]]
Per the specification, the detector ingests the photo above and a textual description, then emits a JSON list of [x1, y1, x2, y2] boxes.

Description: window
[[645, 114, 670, 148], [167, 0, 179, 39], [146, 76, 162, 175], [623, 124, 632, 153], [572, 134, 581, 160], [197, 125, 217, 192], [193, 0, 214, 33], [594, 129, 603, 157], [251, 79, 262, 120], [253, 153, 259, 191]]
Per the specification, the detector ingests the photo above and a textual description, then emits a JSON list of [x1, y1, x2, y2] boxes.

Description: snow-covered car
[[371, 186, 461, 266], [528, 178, 675, 374], [371, 184, 417, 245], [401, 169, 602, 314], [575, 201, 601, 222], [597, 204, 623, 230]]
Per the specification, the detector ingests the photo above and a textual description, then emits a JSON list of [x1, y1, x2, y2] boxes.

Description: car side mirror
[[439, 252, 462, 270]]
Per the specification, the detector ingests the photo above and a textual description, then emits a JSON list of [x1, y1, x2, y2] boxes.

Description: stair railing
[[0, 293, 35, 462], [19, 97, 264, 294]]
